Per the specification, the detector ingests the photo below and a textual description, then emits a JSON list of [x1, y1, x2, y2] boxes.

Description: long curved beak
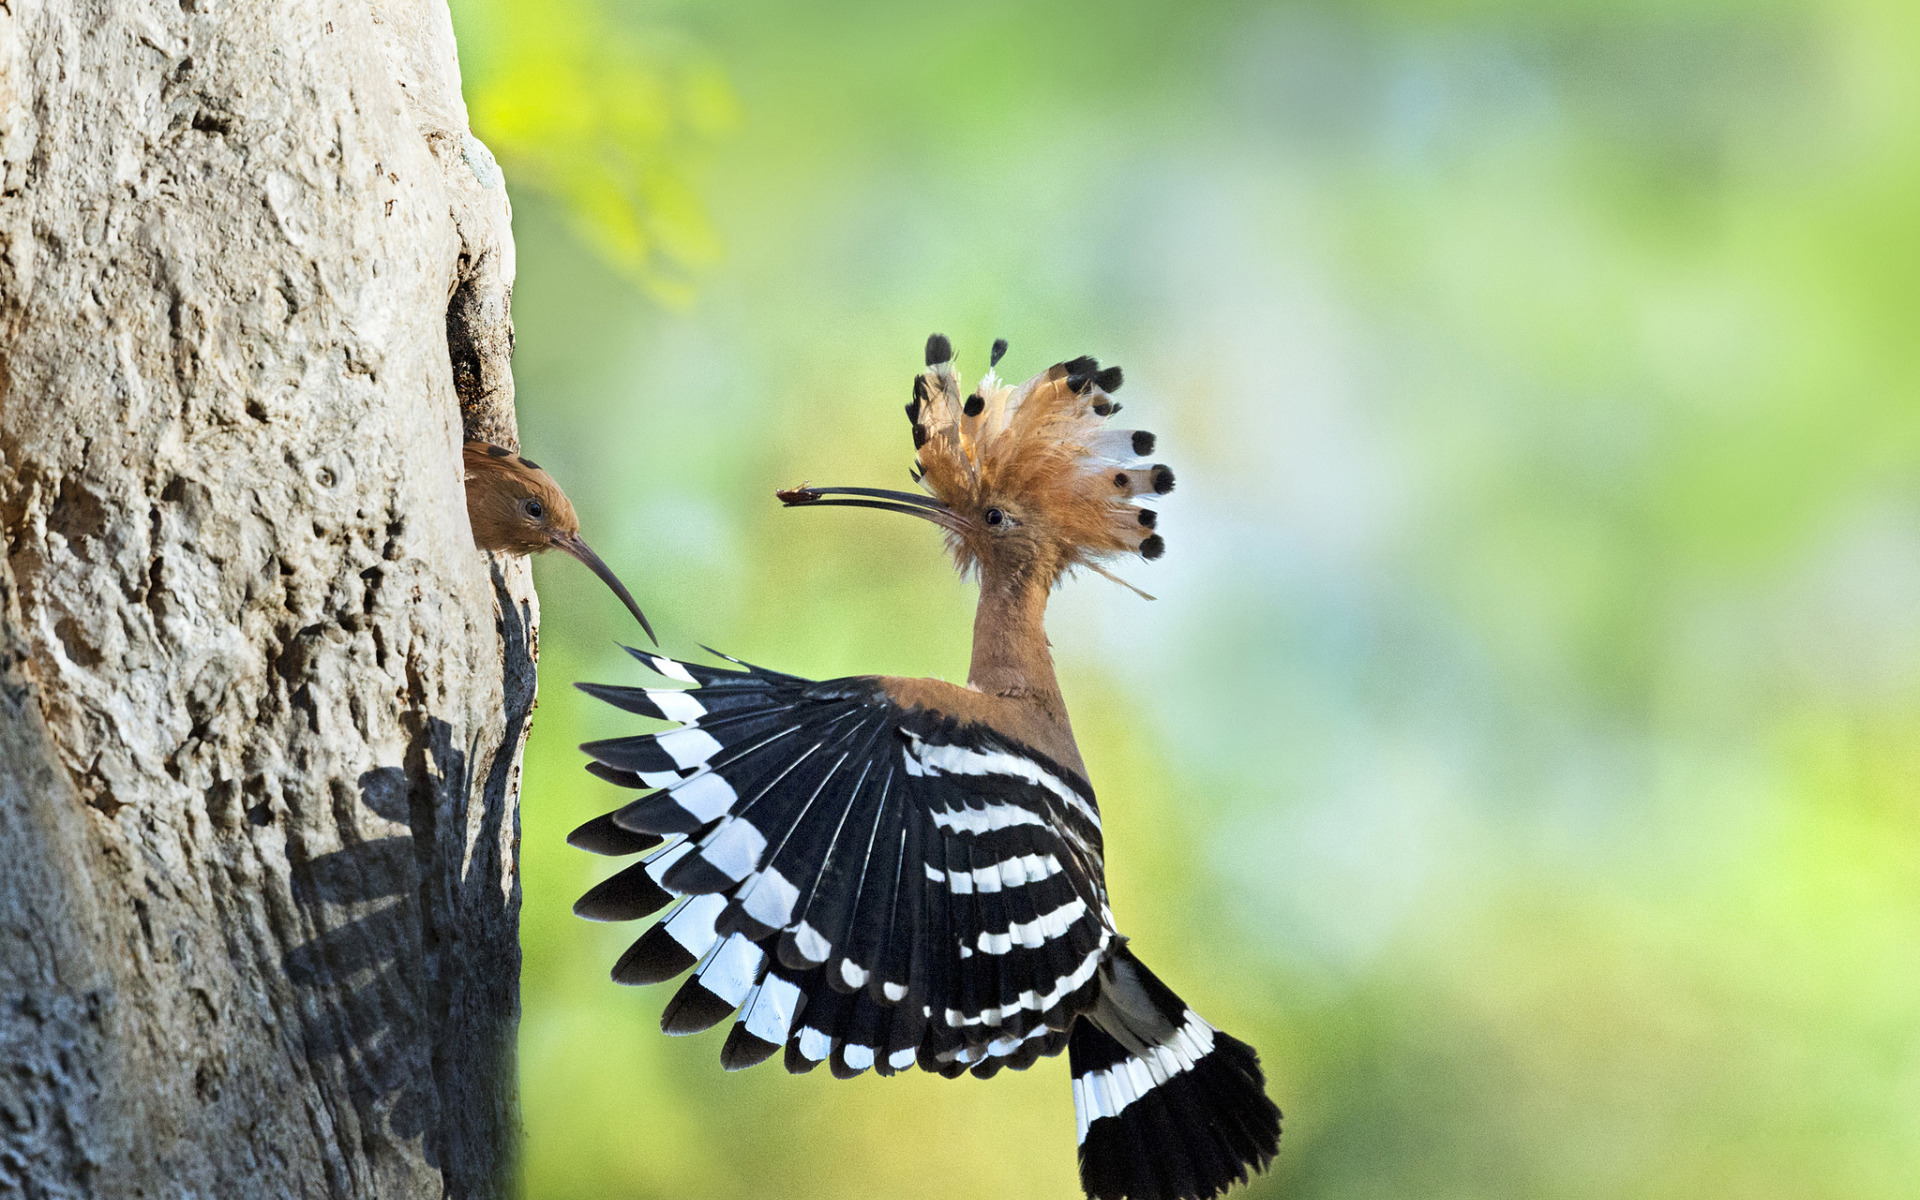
[[553, 532, 657, 645], [777, 485, 964, 533]]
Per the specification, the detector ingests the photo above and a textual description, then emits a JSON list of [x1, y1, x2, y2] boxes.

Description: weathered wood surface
[[0, 1, 532, 1195]]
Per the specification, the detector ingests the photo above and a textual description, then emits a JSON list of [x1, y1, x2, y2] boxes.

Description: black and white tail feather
[[573, 647, 1281, 1200], [1072, 950, 1281, 1200]]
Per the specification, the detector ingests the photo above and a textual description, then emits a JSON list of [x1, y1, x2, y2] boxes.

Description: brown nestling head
[[463, 441, 656, 643]]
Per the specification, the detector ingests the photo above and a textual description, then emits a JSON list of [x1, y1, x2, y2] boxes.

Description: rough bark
[[0, 2, 533, 1197]]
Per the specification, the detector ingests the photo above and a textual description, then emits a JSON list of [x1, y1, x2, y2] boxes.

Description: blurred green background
[[447, 1, 1920, 1196]]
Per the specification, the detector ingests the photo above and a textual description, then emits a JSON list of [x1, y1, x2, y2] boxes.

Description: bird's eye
[[983, 507, 1004, 527], [524, 499, 544, 520]]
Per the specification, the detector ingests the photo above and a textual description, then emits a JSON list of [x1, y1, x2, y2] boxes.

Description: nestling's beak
[[777, 485, 964, 533], [552, 531, 657, 645]]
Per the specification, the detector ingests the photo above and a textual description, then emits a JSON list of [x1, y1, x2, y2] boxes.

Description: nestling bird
[[462, 440, 656, 644], [568, 337, 1280, 1200]]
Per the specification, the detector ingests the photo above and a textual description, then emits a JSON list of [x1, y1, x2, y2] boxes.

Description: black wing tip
[[611, 926, 698, 987], [578, 735, 678, 778], [661, 849, 740, 896], [785, 1038, 827, 1075], [661, 978, 738, 1036], [584, 760, 646, 790], [574, 862, 674, 922], [926, 333, 952, 366], [575, 681, 676, 721], [566, 812, 664, 856], [721, 1024, 781, 1071], [610, 795, 703, 837]]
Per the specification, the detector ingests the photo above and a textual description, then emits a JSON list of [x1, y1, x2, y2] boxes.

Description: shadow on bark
[[280, 561, 533, 1182]]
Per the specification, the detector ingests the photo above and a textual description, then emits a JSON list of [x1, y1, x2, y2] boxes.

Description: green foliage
[[460, 0, 1920, 1197], [452, 0, 736, 304]]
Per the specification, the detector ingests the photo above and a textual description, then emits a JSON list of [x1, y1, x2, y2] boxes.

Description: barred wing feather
[[573, 648, 1115, 1077]]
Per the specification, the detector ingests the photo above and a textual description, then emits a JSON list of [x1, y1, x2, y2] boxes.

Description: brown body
[[876, 570, 1085, 780], [462, 440, 656, 643]]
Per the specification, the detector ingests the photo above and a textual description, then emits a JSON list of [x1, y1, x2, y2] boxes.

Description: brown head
[[462, 441, 656, 644], [779, 335, 1171, 594]]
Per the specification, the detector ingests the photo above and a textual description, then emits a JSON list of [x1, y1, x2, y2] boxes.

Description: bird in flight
[[462, 440, 656, 643], [571, 337, 1280, 1200]]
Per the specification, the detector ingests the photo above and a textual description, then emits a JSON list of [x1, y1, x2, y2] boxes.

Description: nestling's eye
[[983, 507, 1005, 527], [523, 499, 545, 521]]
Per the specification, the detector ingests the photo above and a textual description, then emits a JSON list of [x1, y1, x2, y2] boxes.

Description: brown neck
[[968, 569, 1068, 723]]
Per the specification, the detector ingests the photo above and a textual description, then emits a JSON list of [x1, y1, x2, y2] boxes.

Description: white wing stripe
[[929, 802, 1046, 836], [905, 737, 1100, 831], [698, 933, 763, 1006], [657, 726, 724, 769], [943, 932, 1107, 1027], [743, 973, 803, 1044], [986, 1022, 1054, 1058], [669, 770, 737, 823], [664, 893, 726, 956], [699, 817, 768, 882], [923, 853, 1063, 895], [646, 655, 697, 684], [739, 865, 801, 929], [790, 920, 831, 965], [796, 1026, 832, 1062], [975, 896, 1086, 954], [648, 689, 707, 724]]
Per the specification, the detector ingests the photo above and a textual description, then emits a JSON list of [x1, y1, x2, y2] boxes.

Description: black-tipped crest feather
[[899, 336, 1175, 576]]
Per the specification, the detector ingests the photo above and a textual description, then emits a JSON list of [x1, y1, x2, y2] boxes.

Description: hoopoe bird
[[569, 337, 1281, 1200], [462, 440, 656, 643]]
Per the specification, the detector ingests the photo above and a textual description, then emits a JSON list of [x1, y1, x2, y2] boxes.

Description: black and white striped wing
[[571, 648, 1115, 1079]]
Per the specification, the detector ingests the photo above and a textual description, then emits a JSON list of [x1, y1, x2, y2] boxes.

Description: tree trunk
[[0, 2, 532, 1197]]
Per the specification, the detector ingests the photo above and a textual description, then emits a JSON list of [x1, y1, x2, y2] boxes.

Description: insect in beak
[[551, 530, 657, 645]]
